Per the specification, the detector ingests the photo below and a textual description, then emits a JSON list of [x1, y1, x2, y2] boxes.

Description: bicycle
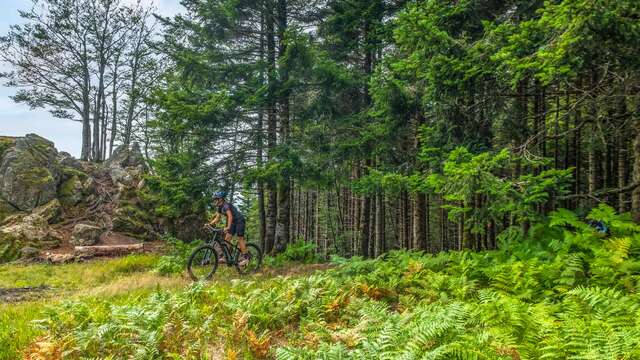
[[187, 227, 263, 281]]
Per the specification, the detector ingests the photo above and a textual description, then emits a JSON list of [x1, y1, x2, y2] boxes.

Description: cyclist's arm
[[209, 213, 221, 226]]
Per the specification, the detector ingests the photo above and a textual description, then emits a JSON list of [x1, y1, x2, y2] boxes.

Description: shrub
[[154, 236, 202, 276]]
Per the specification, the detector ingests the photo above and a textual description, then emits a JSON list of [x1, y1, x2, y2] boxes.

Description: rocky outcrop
[[0, 134, 162, 262], [0, 134, 61, 212]]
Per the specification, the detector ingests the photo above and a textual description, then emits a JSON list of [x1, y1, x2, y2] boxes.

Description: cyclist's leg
[[236, 219, 247, 254]]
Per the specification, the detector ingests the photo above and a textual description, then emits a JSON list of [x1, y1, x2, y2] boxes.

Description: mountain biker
[[207, 191, 250, 263]]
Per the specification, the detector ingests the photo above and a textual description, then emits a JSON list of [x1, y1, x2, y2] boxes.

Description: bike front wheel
[[187, 245, 219, 281], [235, 243, 263, 275]]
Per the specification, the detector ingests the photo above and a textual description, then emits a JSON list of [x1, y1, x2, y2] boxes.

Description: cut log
[[73, 243, 144, 257]]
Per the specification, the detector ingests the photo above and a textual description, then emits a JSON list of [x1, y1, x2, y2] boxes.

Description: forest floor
[[3, 209, 639, 360], [0, 255, 331, 360]]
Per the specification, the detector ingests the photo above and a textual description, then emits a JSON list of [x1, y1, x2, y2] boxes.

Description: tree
[[0, 0, 161, 161]]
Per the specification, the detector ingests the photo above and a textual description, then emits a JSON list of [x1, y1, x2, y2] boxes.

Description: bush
[[154, 236, 202, 276], [266, 239, 322, 266]]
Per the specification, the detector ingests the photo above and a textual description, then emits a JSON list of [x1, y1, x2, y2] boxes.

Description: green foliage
[[13, 206, 638, 359], [266, 239, 322, 266], [155, 237, 203, 276]]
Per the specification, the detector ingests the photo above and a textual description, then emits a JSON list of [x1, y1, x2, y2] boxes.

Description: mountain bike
[[187, 227, 263, 281]]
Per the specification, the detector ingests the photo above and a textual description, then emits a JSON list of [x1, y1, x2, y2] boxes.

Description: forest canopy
[[1, 0, 639, 256], [145, 0, 640, 256]]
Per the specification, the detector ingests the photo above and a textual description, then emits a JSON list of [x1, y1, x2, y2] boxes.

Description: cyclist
[[207, 191, 250, 264]]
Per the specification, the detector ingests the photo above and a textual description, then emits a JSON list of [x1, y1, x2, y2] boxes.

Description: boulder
[[107, 143, 147, 170], [0, 134, 61, 211], [70, 223, 103, 246], [20, 246, 40, 259], [82, 177, 98, 195], [112, 206, 155, 240], [57, 151, 83, 171], [0, 198, 18, 224], [31, 199, 62, 224], [0, 213, 61, 261], [0, 136, 16, 161], [109, 166, 133, 186], [59, 175, 84, 206]]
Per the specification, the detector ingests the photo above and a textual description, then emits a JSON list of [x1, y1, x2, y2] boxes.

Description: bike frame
[[208, 230, 240, 265]]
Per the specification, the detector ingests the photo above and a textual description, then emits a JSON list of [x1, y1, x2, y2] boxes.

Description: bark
[[360, 166, 371, 257], [257, 10, 267, 249], [274, 0, 290, 252], [632, 132, 640, 222], [264, 0, 277, 253], [81, 36, 92, 161], [74, 244, 143, 257], [413, 193, 426, 251], [374, 189, 385, 256]]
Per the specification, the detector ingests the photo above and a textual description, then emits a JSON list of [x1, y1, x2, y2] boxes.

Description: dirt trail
[[0, 285, 50, 303], [0, 262, 333, 304]]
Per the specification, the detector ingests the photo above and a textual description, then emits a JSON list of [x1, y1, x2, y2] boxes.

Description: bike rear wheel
[[187, 245, 219, 281], [235, 243, 263, 275]]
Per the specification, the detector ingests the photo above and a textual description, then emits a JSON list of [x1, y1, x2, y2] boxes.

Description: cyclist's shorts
[[229, 218, 246, 236]]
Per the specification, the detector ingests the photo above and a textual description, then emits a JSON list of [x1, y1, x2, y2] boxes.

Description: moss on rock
[[0, 136, 16, 162], [113, 205, 156, 241], [0, 135, 61, 211], [59, 175, 83, 207]]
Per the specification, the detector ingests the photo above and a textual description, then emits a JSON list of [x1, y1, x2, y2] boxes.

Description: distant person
[[207, 191, 249, 263]]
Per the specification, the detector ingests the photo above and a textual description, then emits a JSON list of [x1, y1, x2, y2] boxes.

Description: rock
[[20, 246, 40, 259], [107, 143, 147, 170], [0, 136, 16, 162], [136, 179, 146, 190], [70, 223, 103, 246], [0, 199, 18, 224], [109, 166, 133, 186], [0, 134, 61, 211], [113, 206, 155, 240], [0, 213, 61, 261], [57, 151, 83, 170], [82, 177, 98, 195], [31, 199, 62, 224], [59, 175, 84, 206], [44, 253, 76, 264]]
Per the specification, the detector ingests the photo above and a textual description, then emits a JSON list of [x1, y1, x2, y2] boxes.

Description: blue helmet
[[213, 190, 227, 199]]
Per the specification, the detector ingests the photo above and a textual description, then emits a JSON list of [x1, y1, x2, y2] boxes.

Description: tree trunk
[[413, 193, 426, 251], [264, 0, 277, 253], [374, 189, 384, 256], [273, 0, 290, 253]]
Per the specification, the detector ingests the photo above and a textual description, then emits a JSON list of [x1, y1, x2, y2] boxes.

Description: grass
[[0, 254, 162, 360], [0, 253, 325, 360]]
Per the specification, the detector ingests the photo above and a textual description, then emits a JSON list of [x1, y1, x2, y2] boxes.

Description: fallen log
[[74, 243, 144, 257]]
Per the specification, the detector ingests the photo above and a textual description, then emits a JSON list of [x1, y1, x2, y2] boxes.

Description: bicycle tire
[[235, 243, 263, 275], [187, 245, 219, 281]]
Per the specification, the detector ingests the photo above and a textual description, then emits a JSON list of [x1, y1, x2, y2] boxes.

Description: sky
[[0, 0, 183, 157]]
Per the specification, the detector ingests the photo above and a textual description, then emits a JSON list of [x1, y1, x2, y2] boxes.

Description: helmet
[[213, 190, 227, 199]]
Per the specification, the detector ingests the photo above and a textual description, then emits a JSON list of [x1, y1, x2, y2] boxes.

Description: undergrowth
[[17, 204, 640, 359]]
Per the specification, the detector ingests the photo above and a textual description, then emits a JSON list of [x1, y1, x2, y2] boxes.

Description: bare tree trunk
[[264, 0, 277, 253], [413, 193, 426, 251], [632, 132, 640, 222], [81, 37, 92, 161], [274, 0, 290, 252], [374, 189, 384, 256]]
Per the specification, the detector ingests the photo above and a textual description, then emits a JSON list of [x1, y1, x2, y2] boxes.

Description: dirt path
[[0, 285, 50, 303]]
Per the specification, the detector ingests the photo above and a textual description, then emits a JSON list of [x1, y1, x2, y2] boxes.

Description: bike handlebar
[[204, 225, 224, 233]]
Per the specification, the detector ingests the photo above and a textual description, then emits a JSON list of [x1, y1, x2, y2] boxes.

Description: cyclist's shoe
[[238, 253, 251, 266], [218, 257, 226, 264]]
